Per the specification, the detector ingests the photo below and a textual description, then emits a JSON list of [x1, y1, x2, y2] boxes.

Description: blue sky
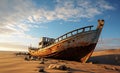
[[0, 0, 120, 51]]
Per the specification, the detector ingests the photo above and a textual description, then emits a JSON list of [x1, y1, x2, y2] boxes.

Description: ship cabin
[[39, 37, 55, 49]]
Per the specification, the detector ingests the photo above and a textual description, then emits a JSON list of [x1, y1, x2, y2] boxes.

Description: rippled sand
[[0, 49, 120, 73]]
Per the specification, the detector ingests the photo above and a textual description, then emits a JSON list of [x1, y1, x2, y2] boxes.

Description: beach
[[0, 49, 120, 73]]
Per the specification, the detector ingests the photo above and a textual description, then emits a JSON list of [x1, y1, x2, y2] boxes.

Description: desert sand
[[0, 49, 120, 73]]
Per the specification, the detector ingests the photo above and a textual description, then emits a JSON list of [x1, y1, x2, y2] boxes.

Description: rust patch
[[29, 20, 104, 62], [44, 43, 96, 63]]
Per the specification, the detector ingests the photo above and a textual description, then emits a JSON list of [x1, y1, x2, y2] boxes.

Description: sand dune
[[0, 49, 120, 73]]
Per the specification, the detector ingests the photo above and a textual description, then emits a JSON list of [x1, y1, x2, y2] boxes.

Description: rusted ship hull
[[29, 20, 104, 63], [45, 43, 96, 62]]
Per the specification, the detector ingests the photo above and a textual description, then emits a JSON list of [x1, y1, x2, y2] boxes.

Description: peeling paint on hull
[[29, 20, 104, 63], [45, 43, 96, 62]]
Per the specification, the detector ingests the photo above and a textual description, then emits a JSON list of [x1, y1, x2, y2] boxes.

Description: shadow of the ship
[[88, 54, 120, 66]]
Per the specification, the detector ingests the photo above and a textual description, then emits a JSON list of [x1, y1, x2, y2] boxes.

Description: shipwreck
[[28, 20, 104, 63]]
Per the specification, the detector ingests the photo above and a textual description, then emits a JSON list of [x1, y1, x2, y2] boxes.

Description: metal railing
[[55, 25, 93, 43], [39, 25, 93, 48]]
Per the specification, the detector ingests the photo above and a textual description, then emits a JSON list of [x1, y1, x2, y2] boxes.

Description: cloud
[[96, 0, 114, 10], [0, 0, 36, 35], [0, 26, 16, 34], [0, 0, 114, 36], [17, 23, 30, 31], [0, 0, 39, 48], [0, 0, 115, 51], [26, 0, 114, 23]]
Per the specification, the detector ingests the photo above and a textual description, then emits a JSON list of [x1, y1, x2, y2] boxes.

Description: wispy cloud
[[0, 0, 114, 35], [27, 0, 114, 23], [0, 0, 35, 35], [0, 0, 115, 51]]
